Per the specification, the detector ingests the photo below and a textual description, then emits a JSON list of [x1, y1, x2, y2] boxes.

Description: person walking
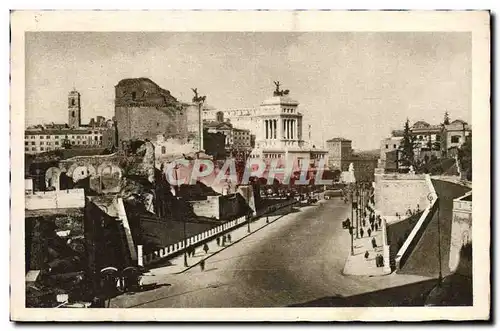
[[371, 223, 375, 232], [360, 228, 364, 238], [228, 234, 232, 243], [203, 243, 209, 255], [200, 259, 205, 272], [375, 223, 378, 232], [372, 237, 377, 249], [222, 236, 226, 246], [216, 237, 220, 246], [364, 251, 369, 259], [367, 228, 372, 237]]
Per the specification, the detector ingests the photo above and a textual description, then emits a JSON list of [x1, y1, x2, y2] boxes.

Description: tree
[[458, 133, 472, 181], [399, 119, 415, 168], [443, 111, 451, 125]]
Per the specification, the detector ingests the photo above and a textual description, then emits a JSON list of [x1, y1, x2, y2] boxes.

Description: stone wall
[[116, 106, 188, 144], [190, 196, 220, 219], [449, 193, 472, 273], [25, 189, 85, 210], [374, 173, 431, 216]]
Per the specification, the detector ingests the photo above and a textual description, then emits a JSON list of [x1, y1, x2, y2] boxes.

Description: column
[[291, 119, 294, 140], [265, 120, 269, 139], [281, 118, 285, 139]]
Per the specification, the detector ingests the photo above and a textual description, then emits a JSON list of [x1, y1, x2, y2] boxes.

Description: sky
[[25, 32, 471, 151]]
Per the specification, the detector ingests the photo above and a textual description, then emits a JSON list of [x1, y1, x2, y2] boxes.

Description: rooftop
[[261, 95, 299, 106]]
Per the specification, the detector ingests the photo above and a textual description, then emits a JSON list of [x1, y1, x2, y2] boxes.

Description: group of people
[[395, 204, 422, 220], [216, 234, 232, 247], [187, 243, 210, 258], [357, 212, 383, 238]]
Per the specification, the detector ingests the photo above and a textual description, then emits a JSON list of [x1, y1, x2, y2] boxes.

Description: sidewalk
[[140, 201, 311, 284], [343, 208, 391, 277]]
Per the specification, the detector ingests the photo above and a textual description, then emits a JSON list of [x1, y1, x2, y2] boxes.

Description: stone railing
[[394, 174, 438, 270], [141, 198, 298, 267]]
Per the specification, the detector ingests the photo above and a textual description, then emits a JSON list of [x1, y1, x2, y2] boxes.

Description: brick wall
[[116, 106, 188, 143]]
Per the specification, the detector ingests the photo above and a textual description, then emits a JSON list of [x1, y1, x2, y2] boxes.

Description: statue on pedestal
[[348, 162, 355, 173], [273, 81, 290, 96]]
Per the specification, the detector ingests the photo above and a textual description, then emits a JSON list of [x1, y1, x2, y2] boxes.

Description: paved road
[[111, 199, 428, 308]]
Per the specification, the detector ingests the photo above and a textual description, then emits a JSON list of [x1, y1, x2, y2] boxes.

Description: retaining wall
[[142, 198, 297, 266]]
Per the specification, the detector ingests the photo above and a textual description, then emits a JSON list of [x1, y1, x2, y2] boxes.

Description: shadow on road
[[288, 279, 439, 307]]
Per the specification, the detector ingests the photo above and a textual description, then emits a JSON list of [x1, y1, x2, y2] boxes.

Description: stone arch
[[97, 162, 123, 179], [69, 163, 97, 183], [45, 167, 62, 191]]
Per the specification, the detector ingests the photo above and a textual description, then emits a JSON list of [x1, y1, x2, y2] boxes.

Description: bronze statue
[[273, 81, 290, 96], [191, 88, 206, 104]]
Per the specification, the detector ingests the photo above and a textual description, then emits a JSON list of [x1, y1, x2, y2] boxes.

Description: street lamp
[[355, 185, 360, 238], [174, 163, 188, 268], [427, 192, 442, 284]]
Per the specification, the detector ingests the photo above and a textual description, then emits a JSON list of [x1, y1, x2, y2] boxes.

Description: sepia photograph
[[10, 10, 490, 321]]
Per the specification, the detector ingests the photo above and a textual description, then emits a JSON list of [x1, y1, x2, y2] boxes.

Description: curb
[[175, 209, 293, 274]]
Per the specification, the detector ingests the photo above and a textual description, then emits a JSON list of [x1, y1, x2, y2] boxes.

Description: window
[[161, 146, 166, 154], [393, 144, 397, 148], [99, 136, 102, 140], [385, 144, 389, 149], [31, 147, 35, 151], [71, 141, 75, 145], [451, 135, 461, 144], [83, 141, 86, 145], [31, 142, 35, 145], [31, 136, 35, 139], [94, 136, 98, 141], [40, 147, 44, 151], [25, 142, 28, 146], [72, 111, 75, 117], [77, 136, 81, 139], [40, 136, 44, 139], [55, 141, 59, 145], [40, 142, 44, 145], [157, 122, 160, 127], [71, 99, 76, 106], [46, 136, 50, 139], [54, 136, 58, 139], [132, 91, 137, 100]]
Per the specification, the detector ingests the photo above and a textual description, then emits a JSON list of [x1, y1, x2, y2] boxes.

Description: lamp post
[[427, 192, 442, 284], [355, 185, 360, 238], [246, 185, 252, 234], [174, 163, 188, 268]]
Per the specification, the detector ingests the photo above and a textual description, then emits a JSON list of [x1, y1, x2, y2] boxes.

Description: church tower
[[68, 90, 81, 128]]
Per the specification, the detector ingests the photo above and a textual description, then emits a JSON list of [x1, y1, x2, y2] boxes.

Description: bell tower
[[68, 90, 81, 128]]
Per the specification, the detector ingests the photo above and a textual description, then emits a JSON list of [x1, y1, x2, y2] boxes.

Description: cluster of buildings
[[379, 118, 472, 172], [25, 90, 117, 154]]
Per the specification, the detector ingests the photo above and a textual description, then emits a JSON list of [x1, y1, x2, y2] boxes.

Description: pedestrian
[[364, 251, 369, 259], [222, 236, 226, 246], [200, 259, 205, 271], [228, 234, 232, 243], [203, 243, 209, 254], [371, 223, 375, 232], [367, 228, 372, 237], [375, 223, 378, 232], [216, 237, 220, 246], [362, 219, 366, 227], [360, 228, 364, 237], [372, 237, 377, 249]]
